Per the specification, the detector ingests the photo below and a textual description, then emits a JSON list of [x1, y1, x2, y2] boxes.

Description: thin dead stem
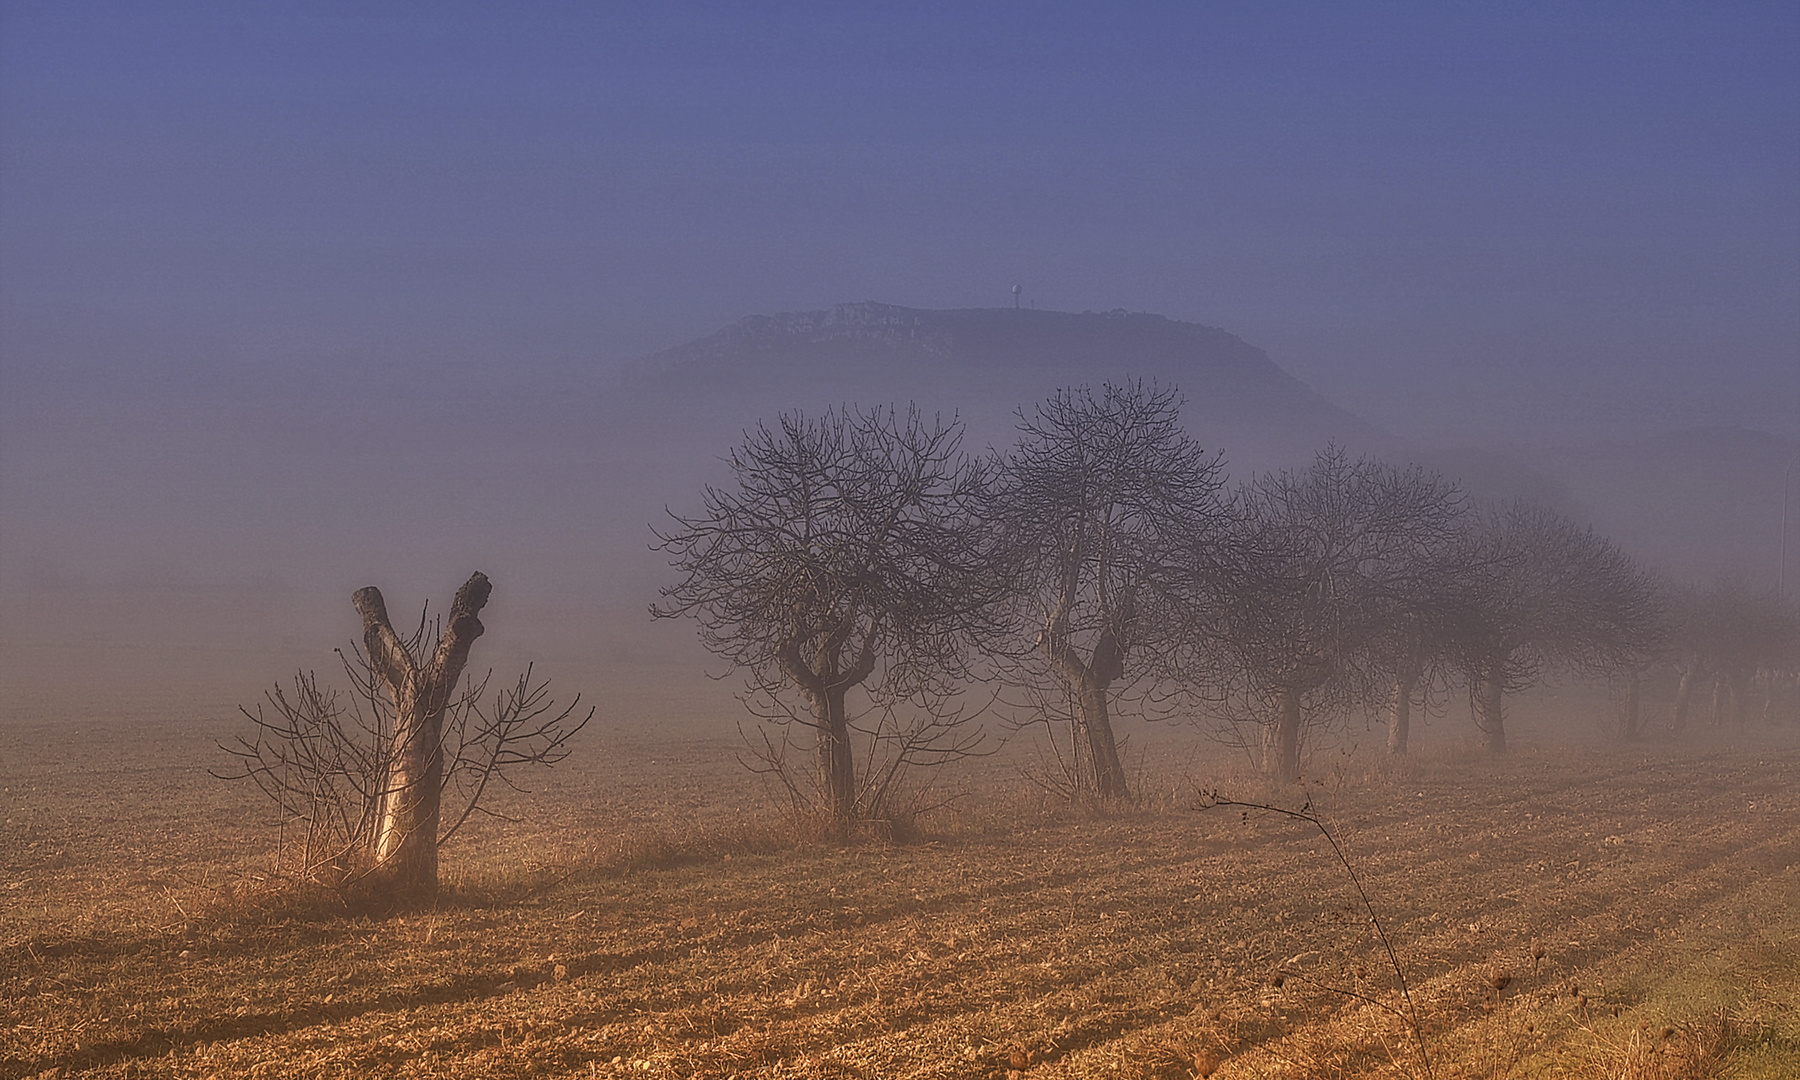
[[1198, 789, 1435, 1080]]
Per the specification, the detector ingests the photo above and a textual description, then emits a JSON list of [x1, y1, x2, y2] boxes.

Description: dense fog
[[2, 6, 1796, 733], [3, 303, 1795, 731]]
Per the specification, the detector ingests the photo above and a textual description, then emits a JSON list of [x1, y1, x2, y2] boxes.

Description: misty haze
[[2, 5, 1797, 1079]]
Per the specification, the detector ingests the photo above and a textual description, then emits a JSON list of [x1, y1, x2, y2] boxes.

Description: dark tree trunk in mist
[[1616, 669, 1641, 741], [808, 687, 858, 826], [355, 572, 491, 902], [1671, 664, 1697, 732], [1386, 670, 1417, 756], [1472, 655, 1507, 754], [1264, 686, 1303, 780], [1077, 683, 1128, 799]]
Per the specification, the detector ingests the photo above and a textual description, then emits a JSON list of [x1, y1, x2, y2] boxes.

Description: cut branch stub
[[432, 573, 493, 684], [353, 586, 414, 690]]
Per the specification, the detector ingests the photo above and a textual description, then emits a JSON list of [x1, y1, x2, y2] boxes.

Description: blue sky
[[2, 1, 1796, 437]]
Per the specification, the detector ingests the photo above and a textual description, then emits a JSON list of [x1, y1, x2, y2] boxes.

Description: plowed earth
[[2, 718, 1797, 1079]]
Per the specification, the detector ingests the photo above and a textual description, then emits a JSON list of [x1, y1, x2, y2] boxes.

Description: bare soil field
[[3, 715, 1798, 1079]]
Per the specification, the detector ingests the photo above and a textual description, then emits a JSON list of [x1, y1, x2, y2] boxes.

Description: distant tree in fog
[[219, 573, 591, 905], [987, 382, 1230, 800], [1208, 449, 1467, 778], [653, 406, 997, 829], [1446, 504, 1662, 753], [1665, 578, 1798, 732]]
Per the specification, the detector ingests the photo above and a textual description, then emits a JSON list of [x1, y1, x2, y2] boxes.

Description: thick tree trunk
[[1386, 671, 1417, 756], [811, 687, 857, 827], [1264, 686, 1303, 780], [780, 626, 875, 830], [356, 572, 491, 903], [1473, 656, 1506, 754], [1075, 681, 1128, 799], [1044, 618, 1129, 801], [374, 680, 444, 892], [1709, 675, 1728, 728]]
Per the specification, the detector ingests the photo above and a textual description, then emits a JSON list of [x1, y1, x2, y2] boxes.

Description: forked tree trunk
[[781, 631, 876, 830], [354, 572, 491, 902], [1386, 670, 1417, 756], [1075, 681, 1129, 799], [1264, 686, 1303, 780], [1473, 655, 1507, 754], [1045, 618, 1129, 801]]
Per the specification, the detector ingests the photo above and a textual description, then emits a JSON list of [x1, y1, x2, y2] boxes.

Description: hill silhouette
[[0, 300, 1398, 723], [610, 302, 1376, 468], [606, 303, 1798, 589]]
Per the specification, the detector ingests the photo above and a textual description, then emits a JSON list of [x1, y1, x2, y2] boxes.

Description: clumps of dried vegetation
[[1589, 1011, 1735, 1079]]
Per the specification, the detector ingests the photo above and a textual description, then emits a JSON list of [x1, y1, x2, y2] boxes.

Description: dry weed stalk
[[1198, 789, 1434, 1079]]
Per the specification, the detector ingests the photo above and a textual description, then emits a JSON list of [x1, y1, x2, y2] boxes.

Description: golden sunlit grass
[[3, 721, 1797, 1078]]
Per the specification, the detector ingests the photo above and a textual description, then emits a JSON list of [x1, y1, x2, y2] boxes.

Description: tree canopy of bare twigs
[[1210, 449, 1468, 777], [1446, 504, 1663, 752], [652, 405, 1000, 829], [988, 382, 1230, 801], [218, 573, 591, 905]]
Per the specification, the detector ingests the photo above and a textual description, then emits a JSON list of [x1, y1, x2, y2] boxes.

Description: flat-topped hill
[[614, 302, 1375, 462]]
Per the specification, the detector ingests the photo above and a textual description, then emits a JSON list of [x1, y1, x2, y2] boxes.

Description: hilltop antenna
[[1012, 284, 1022, 310]]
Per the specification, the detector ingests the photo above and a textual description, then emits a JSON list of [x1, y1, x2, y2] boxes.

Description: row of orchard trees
[[653, 383, 1745, 824], [1656, 578, 1800, 735]]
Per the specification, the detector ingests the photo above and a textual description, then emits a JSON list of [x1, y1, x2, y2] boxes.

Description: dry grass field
[[3, 712, 1798, 1079]]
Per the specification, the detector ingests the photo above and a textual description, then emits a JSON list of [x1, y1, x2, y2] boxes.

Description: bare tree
[[1210, 449, 1467, 778], [1447, 505, 1662, 753], [989, 382, 1229, 800], [219, 573, 591, 904], [1665, 577, 1798, 733], [1362, 470, 1470, 758], [653, 406, 997, 829]]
